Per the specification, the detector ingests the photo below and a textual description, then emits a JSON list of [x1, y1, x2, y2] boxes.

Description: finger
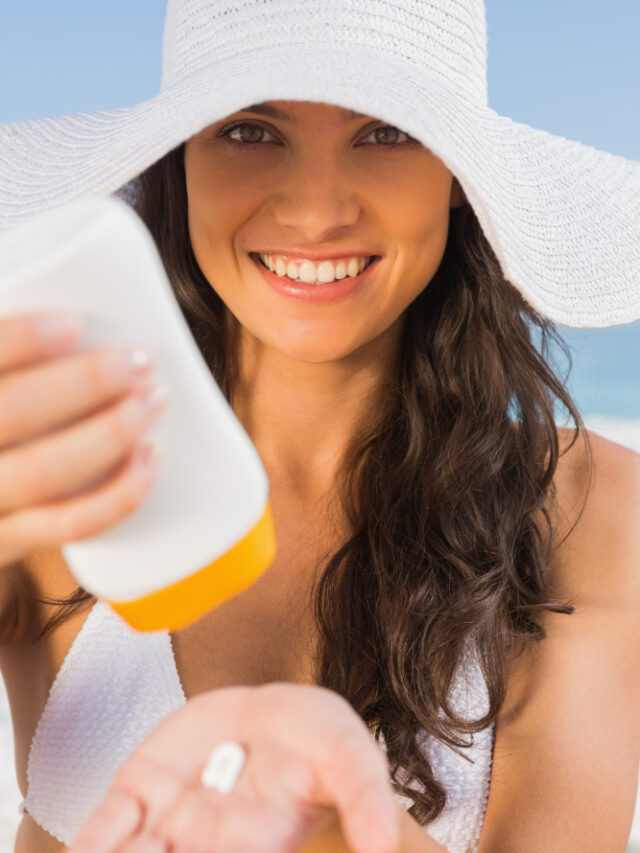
[[0, 379, 167, 515], [65, 750, 184, 852], [116, 836, 168, 853], [111, 751, 190, 831], [0, 440, 162, 560], [0, 310, 82, 372], [211, 793, 304, 853], [66, 789, 144, 853], [153, 782, 306, 853], [313, 730, 400, 853], [0, 344, 154, 451], [150, 787, 221, 852]]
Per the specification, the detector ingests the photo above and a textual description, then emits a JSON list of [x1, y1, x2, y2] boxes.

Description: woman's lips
[[250, 253, 381, 305]]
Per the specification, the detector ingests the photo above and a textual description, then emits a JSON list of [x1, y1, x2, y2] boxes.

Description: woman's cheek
[[399, 213, 452, 297]]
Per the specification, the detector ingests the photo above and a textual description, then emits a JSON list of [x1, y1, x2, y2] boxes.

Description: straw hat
[[1, 0, 639, 327]]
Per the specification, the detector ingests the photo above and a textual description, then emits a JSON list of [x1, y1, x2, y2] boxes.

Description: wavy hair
[[37, 141, 592, 825]]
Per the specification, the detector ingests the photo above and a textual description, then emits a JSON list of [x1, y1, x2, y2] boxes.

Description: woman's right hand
[[0, 310, 169, 570]]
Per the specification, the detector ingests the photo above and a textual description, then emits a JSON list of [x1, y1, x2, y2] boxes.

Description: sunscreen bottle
[[0, 196, 277, 632]]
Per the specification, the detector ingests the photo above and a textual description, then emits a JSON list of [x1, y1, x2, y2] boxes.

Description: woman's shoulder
[[479, 426, 640, 850], [556, 422, 640, 478], [555, 423, 640, 496], [551, 425, 640, 601]]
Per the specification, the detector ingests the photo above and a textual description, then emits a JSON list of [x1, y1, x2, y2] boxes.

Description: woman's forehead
[[229, 101, 375, 124]]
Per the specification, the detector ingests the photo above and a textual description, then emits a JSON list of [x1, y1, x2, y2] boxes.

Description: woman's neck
[[231, 324, 401, 504]]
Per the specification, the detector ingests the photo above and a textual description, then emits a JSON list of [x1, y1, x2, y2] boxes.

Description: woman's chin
[[240, 328, 357, 364], [277, 344, 355, 365]]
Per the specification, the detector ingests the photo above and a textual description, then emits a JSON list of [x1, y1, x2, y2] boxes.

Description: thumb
[[314, 731, 400, 853]]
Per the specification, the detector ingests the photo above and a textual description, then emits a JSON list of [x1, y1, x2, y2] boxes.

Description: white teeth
[[317, 260, 337, 283], [299, 260, 318, 284], [258, 253, 372, 285], [347, 258, 360, 277]]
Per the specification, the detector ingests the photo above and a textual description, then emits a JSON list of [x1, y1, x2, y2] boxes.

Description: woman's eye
[[219, 122, 277, 145], [359, 126, 412, 147], [217, 122, 412, 148]]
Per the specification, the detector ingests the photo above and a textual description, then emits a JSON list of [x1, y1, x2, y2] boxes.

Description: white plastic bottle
[[0, 196, 277, 632]]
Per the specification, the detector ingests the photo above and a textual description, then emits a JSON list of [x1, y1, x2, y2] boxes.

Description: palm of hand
[[64, 682, 399, 853]]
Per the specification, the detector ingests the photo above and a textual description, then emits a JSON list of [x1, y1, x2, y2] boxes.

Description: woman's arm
[[475, 431, 640, 852]]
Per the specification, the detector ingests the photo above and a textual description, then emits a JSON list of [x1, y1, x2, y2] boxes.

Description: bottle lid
[[107, 499, 277, 631]]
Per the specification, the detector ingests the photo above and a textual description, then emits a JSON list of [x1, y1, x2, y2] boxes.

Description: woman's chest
[[169, 546, 323, 698], [13, 565, 324, 853], [169, 493, 343, 697], [12, 502, 341, 852]]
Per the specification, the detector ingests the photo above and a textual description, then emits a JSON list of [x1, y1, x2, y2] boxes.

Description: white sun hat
[[0, 0, 639, 328]]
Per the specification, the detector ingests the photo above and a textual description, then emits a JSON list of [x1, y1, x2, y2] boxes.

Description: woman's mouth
[[254, 252, 378, 286], [249, 252, 382, 304]]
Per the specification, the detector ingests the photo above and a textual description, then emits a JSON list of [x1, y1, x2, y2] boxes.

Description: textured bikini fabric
[[20, 601, 186, 844], [20, 599, 494, 851]]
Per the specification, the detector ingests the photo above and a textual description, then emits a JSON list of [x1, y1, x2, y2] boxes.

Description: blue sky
[[1, 1, 638, 417]]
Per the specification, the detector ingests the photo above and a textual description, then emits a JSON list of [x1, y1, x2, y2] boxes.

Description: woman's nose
[[269, 160, 362, 242]]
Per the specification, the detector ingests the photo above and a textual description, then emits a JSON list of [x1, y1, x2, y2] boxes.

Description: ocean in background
[[554, 321, 640, 420]]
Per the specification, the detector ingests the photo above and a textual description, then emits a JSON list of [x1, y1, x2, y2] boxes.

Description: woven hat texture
[[1, 0, 639, 328]]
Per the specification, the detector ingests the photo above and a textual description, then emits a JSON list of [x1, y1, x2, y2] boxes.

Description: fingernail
[[109, 346, 154, 380], [132, 441, 165, 475], [134, 382, 169, 417]]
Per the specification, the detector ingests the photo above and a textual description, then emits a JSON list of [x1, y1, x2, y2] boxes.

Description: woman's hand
[[64, 683, 401, 853], [0, 310, 167, 571]]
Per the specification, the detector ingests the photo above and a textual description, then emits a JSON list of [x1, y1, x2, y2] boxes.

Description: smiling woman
[[0, 1, 639, 852], [6, 95, 631, 853], [182, 101, 465, 365]]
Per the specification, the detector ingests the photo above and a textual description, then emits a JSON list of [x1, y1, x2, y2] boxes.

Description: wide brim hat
[[1, 0, 639, 328]]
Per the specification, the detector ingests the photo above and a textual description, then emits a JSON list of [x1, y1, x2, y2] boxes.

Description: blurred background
[[0, 0, 638, 850]]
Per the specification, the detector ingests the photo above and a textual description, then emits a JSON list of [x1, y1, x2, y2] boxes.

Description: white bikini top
[[20, 600, 495, 852]]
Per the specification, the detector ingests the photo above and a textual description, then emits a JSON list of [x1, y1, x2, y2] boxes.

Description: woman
[[0, 1, 639, 852]]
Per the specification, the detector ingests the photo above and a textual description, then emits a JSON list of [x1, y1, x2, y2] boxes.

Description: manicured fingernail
[[132, 442, 165, 476], [105, 346, 153, 382], [126, 347, 153, 376], [134, 382, 169, 418]]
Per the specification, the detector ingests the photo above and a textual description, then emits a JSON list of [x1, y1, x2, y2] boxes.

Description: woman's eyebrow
[[239, 103, 368, 123]]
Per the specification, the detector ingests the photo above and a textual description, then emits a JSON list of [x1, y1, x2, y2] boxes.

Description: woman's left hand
[[64, 682, 400, 853]]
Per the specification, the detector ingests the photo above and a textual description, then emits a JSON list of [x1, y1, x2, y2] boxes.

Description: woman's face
[[183, 100, 465, 364]]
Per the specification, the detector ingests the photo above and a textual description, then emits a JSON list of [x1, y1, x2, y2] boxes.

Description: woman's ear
[[450, 177, 467, 209]]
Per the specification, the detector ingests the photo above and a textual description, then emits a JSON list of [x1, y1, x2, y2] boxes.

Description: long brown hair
[[38, 142, 592, 825]]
